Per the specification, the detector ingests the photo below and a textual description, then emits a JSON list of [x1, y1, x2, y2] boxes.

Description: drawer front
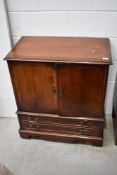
[[20, 121, 102, 137], [18, 113, 104, 129], [18, 113, 103, 137]]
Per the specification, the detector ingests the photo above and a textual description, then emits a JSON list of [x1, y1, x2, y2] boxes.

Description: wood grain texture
[[58, 64, 108, 117], [18, 112, 103, 138], [6, 36, 111, 146], [8, 62, 58, 113], [5, 36, 112, 65], [19, 129, 103, 146], [17, 111, 104, 128]]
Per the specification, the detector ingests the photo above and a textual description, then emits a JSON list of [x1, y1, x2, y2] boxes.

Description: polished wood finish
[[18, 112, 104, 138], [5, 36, 111, 146], [5, 36, 111, 64], [9, 62, 58, 113], [58, 64, 108, 117], [19, 129, 103, 146], [17, 111, 104, 128]]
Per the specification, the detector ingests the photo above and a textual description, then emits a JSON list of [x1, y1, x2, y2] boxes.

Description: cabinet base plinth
[[19, 131, 31, 139], [19, 129, 103, 147]]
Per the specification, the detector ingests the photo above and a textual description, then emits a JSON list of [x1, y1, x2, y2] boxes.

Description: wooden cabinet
[[5, 36, 112, 146]]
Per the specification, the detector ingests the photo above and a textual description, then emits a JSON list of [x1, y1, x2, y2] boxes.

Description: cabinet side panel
[[8, 62, 58, 113], [58, 64, 108, 117]]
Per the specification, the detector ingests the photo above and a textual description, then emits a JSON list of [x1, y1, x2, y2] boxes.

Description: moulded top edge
[[5, 56, 112, 65], [4, 36, 112, 65]]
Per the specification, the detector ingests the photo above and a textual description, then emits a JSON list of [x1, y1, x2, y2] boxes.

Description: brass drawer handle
[[29, 120, 35, 123], [80, 120, 93, 126], [28, 116, 38, 122], [78, 131, 82, 135], [83, 129, 88, 132]]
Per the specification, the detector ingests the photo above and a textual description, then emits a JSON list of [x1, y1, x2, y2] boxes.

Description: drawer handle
[[28, 117, 38, 122], [78, 132, 82, 135], [29, 121, 35, 123], [83, 129, 88, 132]]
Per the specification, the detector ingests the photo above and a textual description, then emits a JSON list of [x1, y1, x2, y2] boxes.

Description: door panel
[[9, 62, 58, 113], [58, 64, 108, 117]]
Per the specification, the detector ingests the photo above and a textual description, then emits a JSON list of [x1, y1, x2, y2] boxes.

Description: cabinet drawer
[[18, 113, 104, 129], [18, 112, 103, 137], [20, 121, 102, 137]]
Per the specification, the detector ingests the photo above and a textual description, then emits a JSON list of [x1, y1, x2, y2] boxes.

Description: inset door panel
[[9, 62, 58, 113], [58, 64, 108, 117]]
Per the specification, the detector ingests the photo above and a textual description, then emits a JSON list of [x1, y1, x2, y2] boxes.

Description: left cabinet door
[[8, 62, 58, 114]]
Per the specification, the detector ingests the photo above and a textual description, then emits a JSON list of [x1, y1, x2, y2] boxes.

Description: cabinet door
[[9, 62, 58, 113], [58, 64, 108, 117]]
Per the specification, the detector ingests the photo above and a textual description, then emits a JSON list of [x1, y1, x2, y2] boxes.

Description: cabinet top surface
[[5, 36, 112, 64]]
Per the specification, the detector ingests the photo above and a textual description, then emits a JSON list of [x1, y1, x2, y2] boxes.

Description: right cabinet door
[[58, 64, 108, 117]]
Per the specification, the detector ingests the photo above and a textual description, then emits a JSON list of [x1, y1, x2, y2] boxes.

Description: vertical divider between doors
[[55, 63, 61, 116]]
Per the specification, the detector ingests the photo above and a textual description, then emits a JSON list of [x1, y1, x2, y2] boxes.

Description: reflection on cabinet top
[[5, 36, 112, 65]]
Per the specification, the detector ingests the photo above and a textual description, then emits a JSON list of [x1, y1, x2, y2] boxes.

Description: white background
[[0, 0, 117, 117], [0, 0, 16, 117]]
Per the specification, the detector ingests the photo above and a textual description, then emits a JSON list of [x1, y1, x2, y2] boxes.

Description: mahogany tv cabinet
[[5, 36, 112, 146]]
